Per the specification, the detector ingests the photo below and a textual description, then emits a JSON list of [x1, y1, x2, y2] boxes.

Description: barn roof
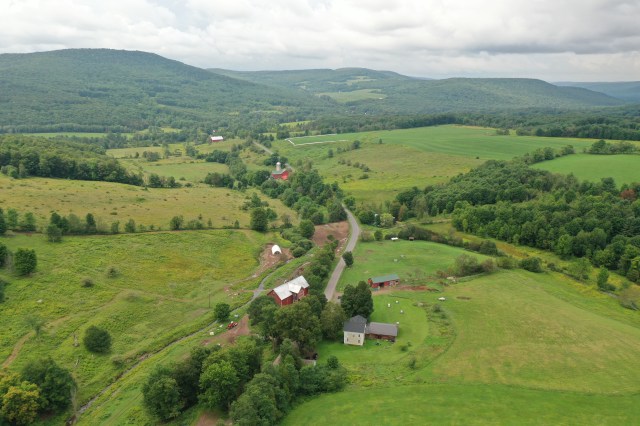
[[270, 276, 309, 300], [272, 169, 287, 175], [370, 273, 400, 283], [366, 322, 398, 337], [343, 315, 367, 334]]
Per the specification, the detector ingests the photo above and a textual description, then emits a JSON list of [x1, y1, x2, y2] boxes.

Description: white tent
[[271, 245, 282, 255]]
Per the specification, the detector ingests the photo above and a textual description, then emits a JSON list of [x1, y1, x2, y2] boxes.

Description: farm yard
[[337, 240, 491, 292], [284, 269, 640, 424]]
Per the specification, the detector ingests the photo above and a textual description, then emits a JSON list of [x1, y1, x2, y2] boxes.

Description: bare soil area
[[201, 314, 251, 347], [313, 221, 349, 250]]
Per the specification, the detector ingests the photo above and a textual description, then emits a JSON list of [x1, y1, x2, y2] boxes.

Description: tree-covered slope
[[0, 49, 333, 132], [212, 69, 625, 113], [556, 81, 640, 103]]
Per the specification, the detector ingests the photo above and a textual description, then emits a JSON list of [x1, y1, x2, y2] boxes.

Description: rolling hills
[[211, 68, 625, 113], [556, 81, 640, 103], [0, 49, 629, 134]]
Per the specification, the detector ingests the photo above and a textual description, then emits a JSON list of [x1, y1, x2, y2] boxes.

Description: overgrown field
[[0, 230, 270, 404], [285, 268, 640, 424], [338, 240, 491, 291], [275, 126, 604, 203], [532, 153, 640, 184], [0, 174, 296, 230]]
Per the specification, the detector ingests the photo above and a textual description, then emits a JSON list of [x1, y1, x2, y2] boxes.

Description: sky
[[1, 0, 639, 81]]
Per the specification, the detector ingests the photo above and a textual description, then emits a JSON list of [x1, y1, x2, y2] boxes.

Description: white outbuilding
[[271, 245, 282, 255]]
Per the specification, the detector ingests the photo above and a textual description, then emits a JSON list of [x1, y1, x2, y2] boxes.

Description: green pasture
[[0, 174, 296, 230], [533, 153, 640, 185], [317, 89, 386, 103], [0, 230, 269, 404], [119, 157, 229, 183], [277, 125, 602, 203], [22, 132, 131, 139], [338, 240, 491, 291], [284, 268, 640, 424], [282, 383, 640, 425]]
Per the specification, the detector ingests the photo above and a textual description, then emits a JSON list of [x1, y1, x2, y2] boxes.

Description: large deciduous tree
[[341, 281, 374, 319]]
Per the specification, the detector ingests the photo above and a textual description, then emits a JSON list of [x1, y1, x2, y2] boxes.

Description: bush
[[81, 277, 94, 288], [520, 257, 543, 273], [497, 256, 518, 269], [0, 278, 6, 303], [105, 265, 118, 278], [14, 248, 37, 275], [292, 247, 307, 258], [83, 326, 112, 353]]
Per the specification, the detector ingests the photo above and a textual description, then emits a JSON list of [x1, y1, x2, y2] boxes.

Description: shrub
[[83, 326, 112, 353], [105, 265, 118, 278], [520, 257, 543, 273], [81, 277, 94, 288], [14, 248, 37, 275]]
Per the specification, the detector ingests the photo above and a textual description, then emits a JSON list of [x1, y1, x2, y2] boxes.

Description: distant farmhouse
[[271, 161, 289, 180], [368, 273, 400, 289], [210, 135, 224, 143], [343, 315, 398, 346], [268, 276, 309, 306]]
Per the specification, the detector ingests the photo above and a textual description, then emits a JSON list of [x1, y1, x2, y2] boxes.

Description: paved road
[[324, 208, 360, 301]]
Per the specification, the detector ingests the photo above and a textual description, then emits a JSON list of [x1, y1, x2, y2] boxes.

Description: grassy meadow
[[276, 125, 603, 204], [338, 239, 491, 291], [0, 230, 271, 404], [285, 268, 640, 424], [532, 153, 640, 184], [0, 174, 296, 230]]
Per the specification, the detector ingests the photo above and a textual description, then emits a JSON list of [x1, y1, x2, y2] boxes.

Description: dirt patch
[[255, 244, 293, 277], [313, 221, 349, 250], [372, 285, 440, 295], [201, 314, 251, 347], [456, 296, 472, 300], [196, 410, 224, 426], [2, 332, 33, 368]]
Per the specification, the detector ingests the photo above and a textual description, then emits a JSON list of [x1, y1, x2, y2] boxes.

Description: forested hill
[[0, 49, 335, 133], [555, 81, 640, 103], [210, 68, 625, 113]]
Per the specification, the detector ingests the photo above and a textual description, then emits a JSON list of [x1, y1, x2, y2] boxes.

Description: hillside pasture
[[532, 153, 640, 185], [338, 240, 491, 291], [0, 230, 269, 403], [0, 174, 296, 230], [284, 268, 640, 424], [317, 89, 386, 103], [277, 126, 602, 203]]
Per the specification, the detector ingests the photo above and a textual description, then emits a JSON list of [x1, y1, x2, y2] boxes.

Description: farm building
[[343, 316, 399, 345], [343, 315, 367, 346], [210, 136, 224, 143], [268, 276, 309, 306], [271, 162, 289, 180], [366, 322, 398, 342], [368, 273, 400, 289], [271, 245, 282, 255]]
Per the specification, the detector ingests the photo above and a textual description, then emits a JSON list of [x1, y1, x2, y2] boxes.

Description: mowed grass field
[[0, 230, 270, 404], [338, 240, 491, 291], [0, 174, 297, 230], [276, 126, 604, 203], [533, 153, 640, 185], [284, 268, 640, 424]]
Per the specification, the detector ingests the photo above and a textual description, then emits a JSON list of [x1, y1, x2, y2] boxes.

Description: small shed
[[368, 273, 400, 289], [365, 322, 398, 342], [343, 315, 367, 346], [271, 245, 282, 255]]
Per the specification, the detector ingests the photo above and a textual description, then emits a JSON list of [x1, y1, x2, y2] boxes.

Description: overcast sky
[[1, 0, 639, 81]]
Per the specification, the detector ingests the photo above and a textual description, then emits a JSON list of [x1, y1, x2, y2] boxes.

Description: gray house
[[343, 315, 367, 346]]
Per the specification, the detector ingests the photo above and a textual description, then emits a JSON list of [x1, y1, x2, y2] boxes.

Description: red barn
[[210, 136, 224, 143], [268, 276, 309, 306], [271, 162, 289, 180], [368, 273, 400, 289]]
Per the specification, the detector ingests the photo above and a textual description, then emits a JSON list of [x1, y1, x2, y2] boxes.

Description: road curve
[[324, 208, 360, 301]]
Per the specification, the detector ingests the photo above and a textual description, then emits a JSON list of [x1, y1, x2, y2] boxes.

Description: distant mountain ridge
[[0, 49, 628, 132], [210, 68, 625, 113], [555, 81, 640, 103]]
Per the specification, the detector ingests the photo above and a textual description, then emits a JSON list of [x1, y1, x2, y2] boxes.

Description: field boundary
[[286, 134, 349, 146]]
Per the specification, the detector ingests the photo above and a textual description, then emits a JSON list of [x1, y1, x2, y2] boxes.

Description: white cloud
[[1, 0, 639, 80]]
